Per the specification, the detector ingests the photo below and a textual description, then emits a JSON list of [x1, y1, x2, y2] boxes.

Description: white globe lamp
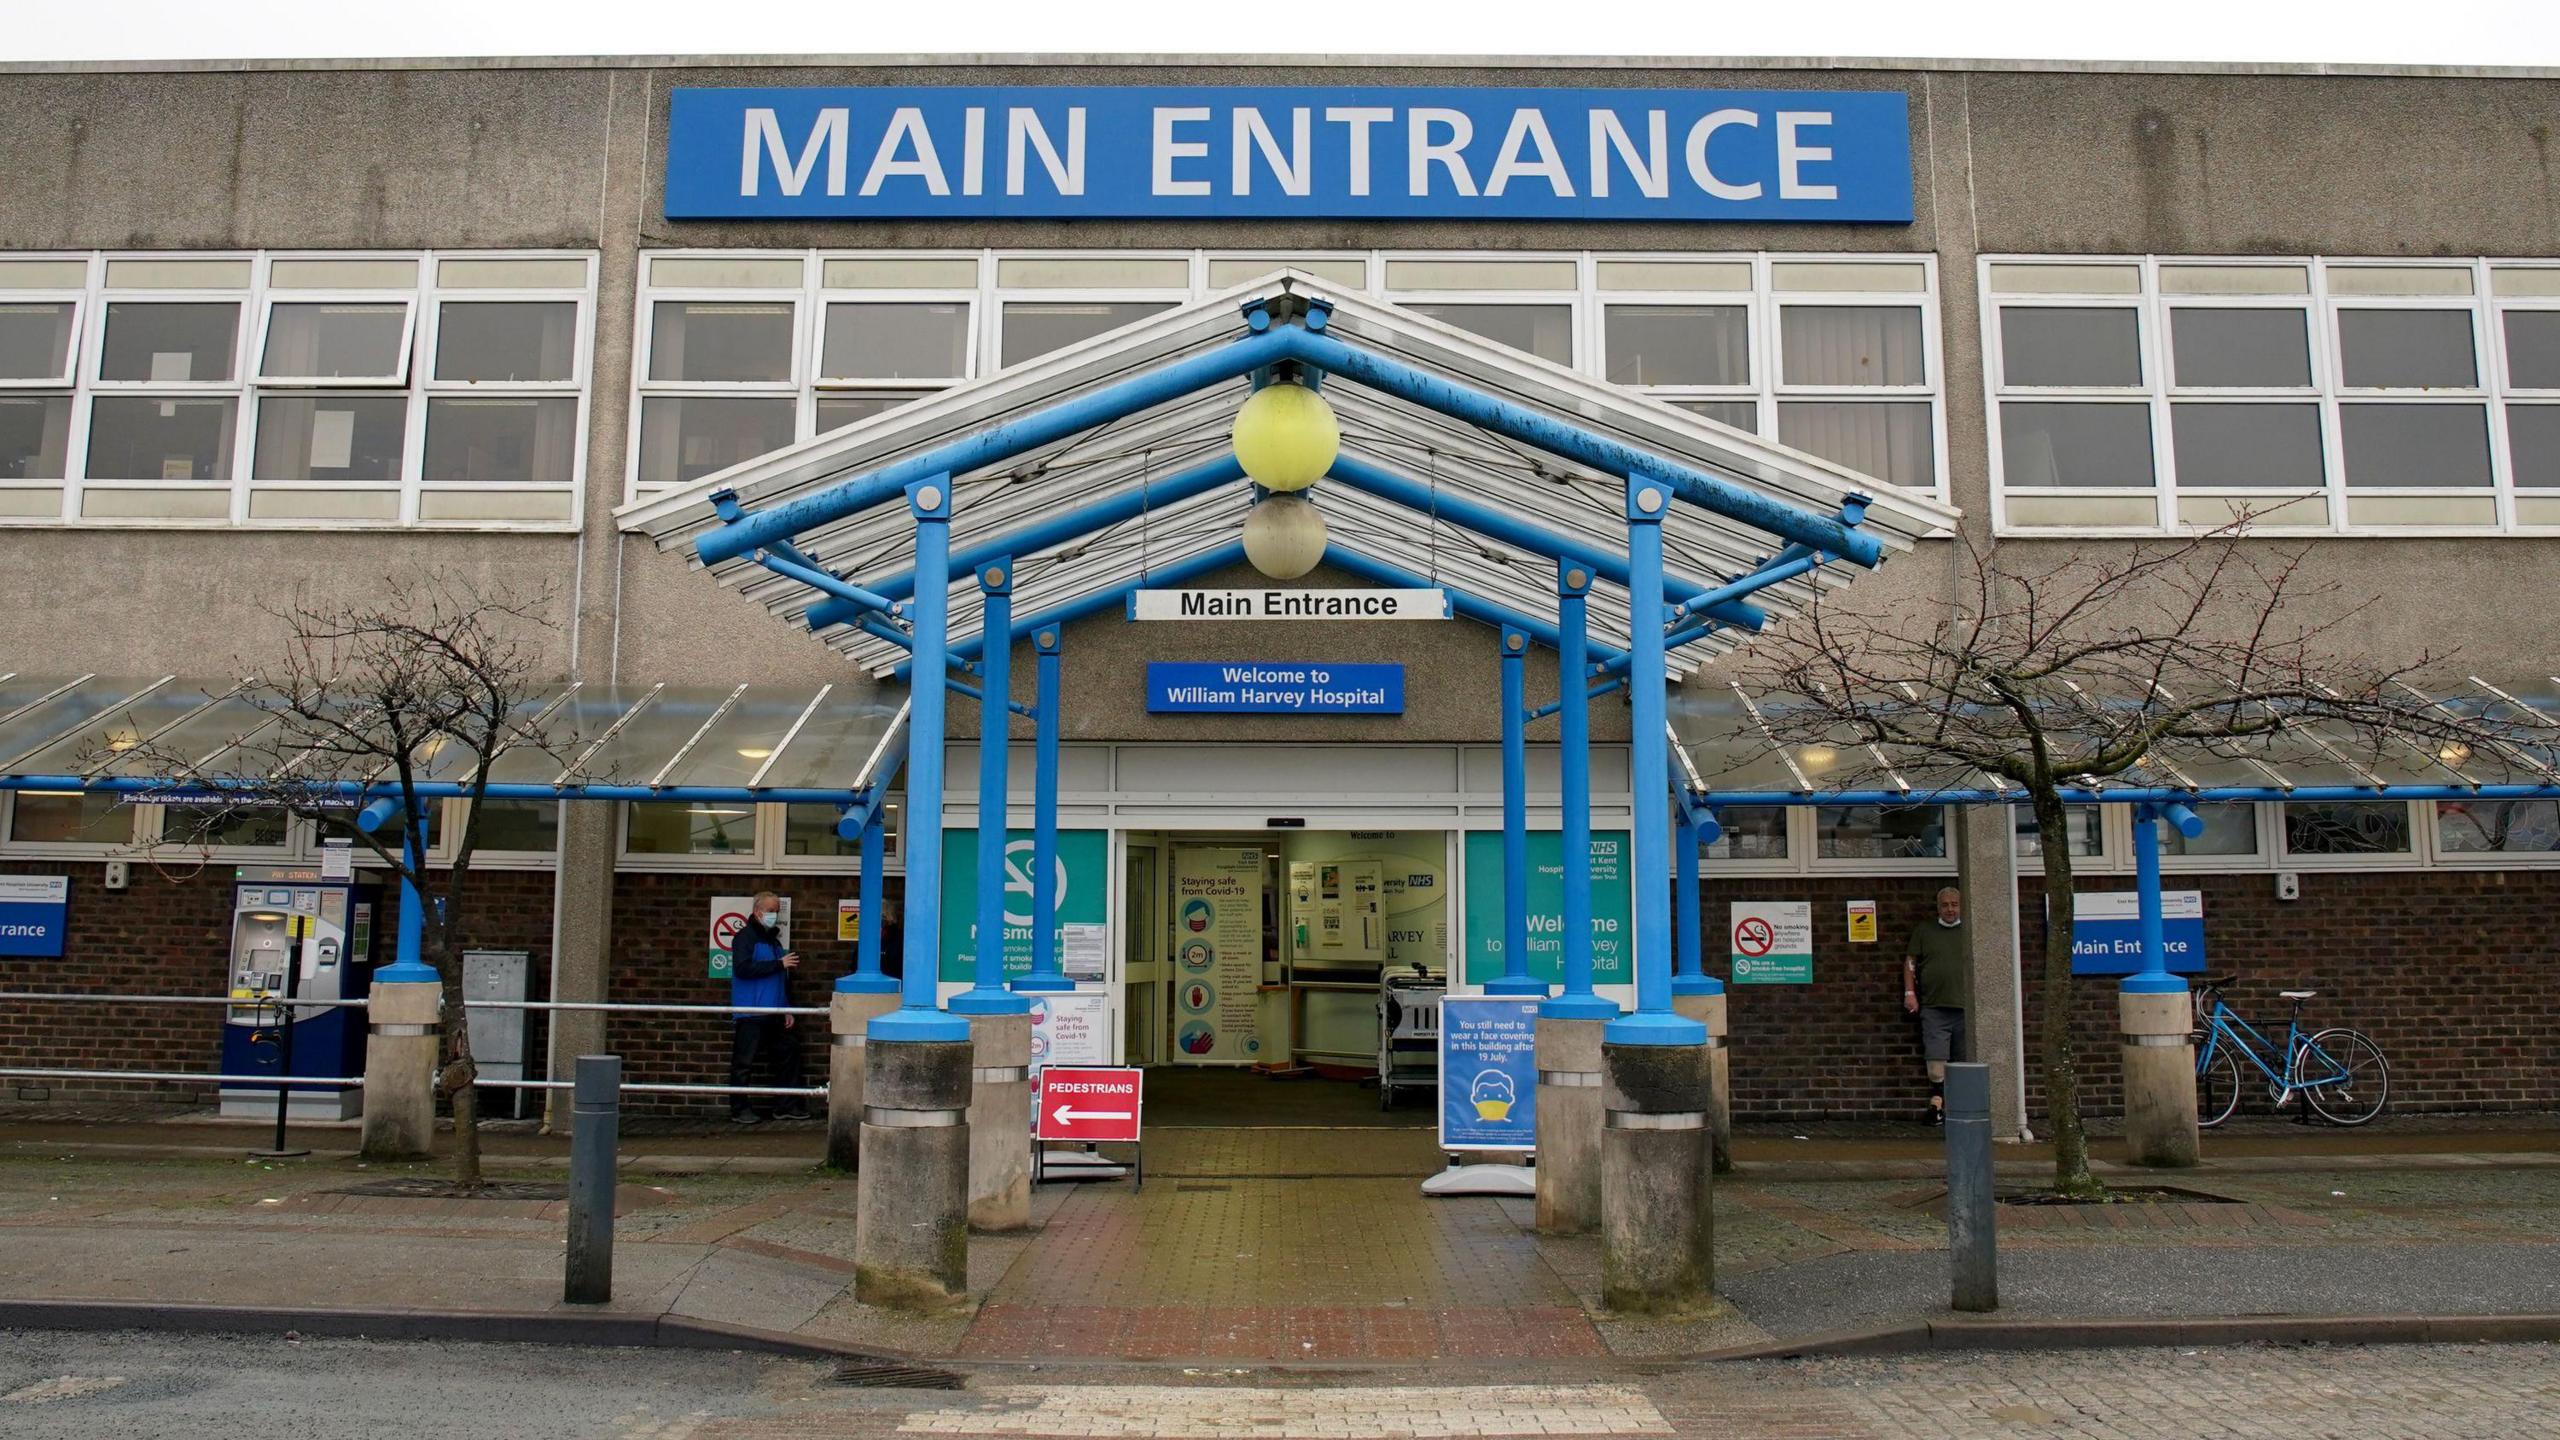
[[1242, 493, 1328, 580]]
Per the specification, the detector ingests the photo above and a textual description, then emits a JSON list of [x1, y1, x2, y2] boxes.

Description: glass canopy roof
[[0, 674, 907, 801]]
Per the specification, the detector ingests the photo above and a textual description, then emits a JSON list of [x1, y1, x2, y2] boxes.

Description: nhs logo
[[664, 86, 1914, 223]]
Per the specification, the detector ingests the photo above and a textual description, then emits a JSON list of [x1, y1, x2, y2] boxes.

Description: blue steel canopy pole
[[952, 561, 1028, 1018], [2123, 802, 2204, 997], [871, 478, 970, 1043], [1015, 626, 1074, 994], [1542, 562, 1617, 1023], [1674, 796, 1725, 1000], [1609, 475, 1708, 1046], [838, 803, 895, 995], [377, 797, 436, 983], [1673, 809, 1700, 985], [1486, 628, 1546, 998]]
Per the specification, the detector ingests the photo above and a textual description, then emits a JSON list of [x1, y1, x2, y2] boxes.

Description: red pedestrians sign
[[1035, 1066, 1144, 1143]]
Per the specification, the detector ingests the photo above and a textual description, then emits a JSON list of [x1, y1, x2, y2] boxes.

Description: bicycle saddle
[[2279, 989, 2318, 1000]]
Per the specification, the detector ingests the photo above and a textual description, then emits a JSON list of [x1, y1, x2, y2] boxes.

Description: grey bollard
[[854, 1037, 974, 1309], [1534, 1016, 1607, 1234], [827, 988, 901, 1171], [1943, 1061, 1997, 1313], [1600, 1040, 1714, 1314], [965, 1012, 1035, 1232], [563, 1054, 620, 1305]]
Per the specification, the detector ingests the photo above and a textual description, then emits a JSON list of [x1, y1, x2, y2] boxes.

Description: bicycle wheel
[[2295, 1028, 2390, 1126], [2196, 1036, 2242, 1128]]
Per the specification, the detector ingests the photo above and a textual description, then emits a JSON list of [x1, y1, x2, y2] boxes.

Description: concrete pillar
[[359, 979, 442, 1160], [2119, 991, 2200, 1167], [1670, 989, 1732, 1175], [1600, 1040, 1714, 1315], [1952, 806, 2028, 1138], [1533, 1016, 1606, 1234], [826, 988, 901, 1170], [964, 1012, 1034, 1231], [542, 800, 617, 1134], [855, 1037, 973, 1308]]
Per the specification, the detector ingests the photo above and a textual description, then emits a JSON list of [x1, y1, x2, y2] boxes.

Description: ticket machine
[[219, 865, 378, 1120]]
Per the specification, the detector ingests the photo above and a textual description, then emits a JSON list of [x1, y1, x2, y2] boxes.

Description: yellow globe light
[[1230, 381, 1338, 492], [1242, 494, 1328, 580]]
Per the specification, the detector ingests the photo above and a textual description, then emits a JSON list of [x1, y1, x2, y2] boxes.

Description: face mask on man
[[757, 909, 778, 927]]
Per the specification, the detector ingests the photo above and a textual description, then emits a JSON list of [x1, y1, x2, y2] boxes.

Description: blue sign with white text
[[665, 86, 1914, 223], [0, 876, 69, 958], [1440, 997, 1540, 1152], [2067, 890, 2208, 977], [1147, 662, 1403, 715]]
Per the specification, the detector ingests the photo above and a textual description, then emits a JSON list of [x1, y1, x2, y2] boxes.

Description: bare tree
[[1721, 522, 2545, 1197], [120, 575, 578, 1189]]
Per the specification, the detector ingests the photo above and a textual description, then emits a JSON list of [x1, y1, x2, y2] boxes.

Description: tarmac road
[[5, 1329, 2559, 1439]]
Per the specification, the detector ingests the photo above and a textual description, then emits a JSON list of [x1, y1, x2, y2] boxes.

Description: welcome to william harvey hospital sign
[[664, 87, 1913, 223]]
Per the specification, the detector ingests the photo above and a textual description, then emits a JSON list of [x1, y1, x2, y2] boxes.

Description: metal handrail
[[0, 1068, 362, 1087], [459, 999, 828, 1017], [0, 991, 370, 1009], [476, 1079, 825, 1097]]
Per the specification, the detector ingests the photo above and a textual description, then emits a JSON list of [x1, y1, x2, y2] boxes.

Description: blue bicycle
[[2192, 975, 2390, 1128]]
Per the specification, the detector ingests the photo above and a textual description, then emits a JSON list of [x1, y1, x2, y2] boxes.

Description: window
[[468, 798, 560, 853], [1815, 804, 1947, 861], [626, 801, 757, 856], [161, 804, 292, 850], [2159, 802, 2260, 859], [2015, 805, 2104, 859], [1, 251, 593, 528], [784, 804, 860, 858], [2281, 801, 2412, 857], [1989, 256, 2560, 533], [1703, 805, 1788, 861], [2435, 799, 2560, 857], [6, 791, 133, 845], [628, 251, 1949, 503]]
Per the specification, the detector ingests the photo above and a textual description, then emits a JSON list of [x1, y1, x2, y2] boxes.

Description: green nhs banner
[[1460, 831, 1631, 987], [939, 829, 1109, 982]]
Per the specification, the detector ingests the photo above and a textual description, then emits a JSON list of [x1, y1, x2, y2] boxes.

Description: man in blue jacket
[[727, 891, 808, 1124]]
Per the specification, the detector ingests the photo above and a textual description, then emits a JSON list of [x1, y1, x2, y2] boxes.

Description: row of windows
[[1698, 798, 2558, 872], [14, 248, 2560, 536], [13, 792, 2548, 876], [0, 252, 594, 527], [624, 250, 1950, 500], [1985, 256, 2560, 534]]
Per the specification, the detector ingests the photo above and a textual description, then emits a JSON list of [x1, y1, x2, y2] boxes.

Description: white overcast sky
[[12, 0, 2560, 67]]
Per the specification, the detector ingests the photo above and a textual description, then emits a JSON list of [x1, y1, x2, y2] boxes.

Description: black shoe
[[730, 1110, 765, 1126], [773, 1107, 813, 1122], [1926, 1107, 1945, 1127]]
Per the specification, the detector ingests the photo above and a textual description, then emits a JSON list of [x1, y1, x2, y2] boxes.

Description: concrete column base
[[1601, 1040, 1714, 1315], [965, 1012, 1034, 1233], [2119, 990, 2199, 1168], [826, 988, 902, 1171], [359, 979, 442, 1161], [1534, 1016, 1607, 1234], [854, 1037, 973, 1309], [1670, 990, 1732, 1175]]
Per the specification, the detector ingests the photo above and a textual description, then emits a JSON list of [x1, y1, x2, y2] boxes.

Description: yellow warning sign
[[1846, 900, 1878, 944], [837, 898, 861, 942]]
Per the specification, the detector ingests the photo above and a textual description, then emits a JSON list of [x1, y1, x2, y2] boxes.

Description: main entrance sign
[[1147, 662, 1404, 714], [666, 86, 1915, 222], [1131, 588, 1448, 621]]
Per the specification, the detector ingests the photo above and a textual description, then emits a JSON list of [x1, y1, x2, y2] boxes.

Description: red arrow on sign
[[1035, 1066, 1144, 1143], [1050, 1104, 1133, 1125]]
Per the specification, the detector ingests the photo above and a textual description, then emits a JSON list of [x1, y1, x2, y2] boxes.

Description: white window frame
[[1803, 803, 1961, 876], [2424, 796, 2560, 869], [2272, 797, 2427, 871], [1, 248, 594, 531], [624, 248, 1953, 508], [0, 789, 148, 856], [1987, 254, 2560, 537], [1986, 290, 2166, 527], [0, 291, 83, 388], [614, 798, 907, 875], [446, 795, 564, 871], [252, 291, 418, 387]]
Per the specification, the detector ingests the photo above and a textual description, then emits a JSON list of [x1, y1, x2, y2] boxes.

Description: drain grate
[[829, 1360, 965, 1390]]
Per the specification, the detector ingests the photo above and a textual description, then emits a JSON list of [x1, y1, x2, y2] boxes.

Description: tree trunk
[[2031, 789, 2104, 1199], [432, 928, 483, 1190]]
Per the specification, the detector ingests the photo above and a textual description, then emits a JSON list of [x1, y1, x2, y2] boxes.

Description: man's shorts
[[1919, 1005, 1967, 1064]]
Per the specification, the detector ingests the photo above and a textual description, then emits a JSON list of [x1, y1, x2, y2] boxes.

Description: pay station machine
[[220, 865, 378, 1120]]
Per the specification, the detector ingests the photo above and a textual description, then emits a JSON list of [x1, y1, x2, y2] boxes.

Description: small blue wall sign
[[1147, 662, 1404, 715], [2067, 890, 2208, 976], [665, 86, 1915, 223], [1440, 997, 1540, 1152], [0, 875, 69, 958]]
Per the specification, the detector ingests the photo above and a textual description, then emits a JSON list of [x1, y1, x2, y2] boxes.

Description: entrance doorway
[[1118, 828, 1452, 1128]]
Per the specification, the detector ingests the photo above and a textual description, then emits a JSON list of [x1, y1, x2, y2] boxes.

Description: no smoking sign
[[1728, 901, 1812, 985]]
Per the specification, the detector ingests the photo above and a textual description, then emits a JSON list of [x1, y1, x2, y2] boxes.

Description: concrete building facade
[[2, 55, 2555, 1129]]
